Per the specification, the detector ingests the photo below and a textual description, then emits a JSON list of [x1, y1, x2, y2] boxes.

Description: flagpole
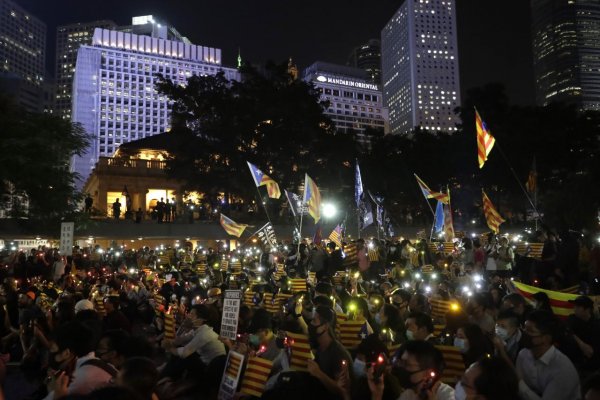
[[254, 186, 274, 227], [495, 143, 543, 224]]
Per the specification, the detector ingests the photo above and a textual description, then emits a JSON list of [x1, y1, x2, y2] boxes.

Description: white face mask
[[454, 381, 467, 400], [454, 338, 468, 353], [406, 329, 415, 341], [495, 326, 509, 341], [353, 358, 366, 378]]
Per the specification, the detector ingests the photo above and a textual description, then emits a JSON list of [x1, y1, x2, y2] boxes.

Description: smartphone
[[420, 371, 437, 397], [373, 353, 387, 379]]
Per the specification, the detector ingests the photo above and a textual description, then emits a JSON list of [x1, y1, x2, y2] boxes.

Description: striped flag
[[219, 214, 248, 237], [339, 319, 368, 348], [482, 190, 505, 233], [262, 292, 292, 313], [94, 297, 106, 317], [414, 174, 449, 204], [342, 243, 358, 268], [328, 225, 343, 248], [429, 298, 454, 319], [153, 293, 165, 315], [303, 174, 321, 223], [435, 345, 465, 385], [287, 331, 314, 371], [475, 109, 496, 168], [511, 281, 585, 318], [240, 357, 273, 397], [368, 247, 380, 262], [289, 278, 307, 294], [247, 162, 281, 199], [223, 351, 245, 385], [164, 312, 176, 340]]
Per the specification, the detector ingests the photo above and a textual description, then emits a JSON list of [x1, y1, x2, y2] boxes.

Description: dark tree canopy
[[0, 96, 89, 220]]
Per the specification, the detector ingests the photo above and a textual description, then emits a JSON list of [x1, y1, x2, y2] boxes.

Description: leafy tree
[[0, 96, 89, 220]]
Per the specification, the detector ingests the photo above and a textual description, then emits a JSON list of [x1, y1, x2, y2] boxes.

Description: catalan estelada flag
[[219, 214, 248, 237], [240, 357, 273, 398], [303, 174, 321, 223], [247, 161, 281, 199], [328, 225, 343, 248], [482, 190, 505, 233], [475, 109, 496, 168], [287, 331, 313, 371], [339, 318, 369, 348], [414, 174, 449, 204]]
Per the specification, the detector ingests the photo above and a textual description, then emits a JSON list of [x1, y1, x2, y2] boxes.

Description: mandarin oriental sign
[[316, 75, 378, 91]]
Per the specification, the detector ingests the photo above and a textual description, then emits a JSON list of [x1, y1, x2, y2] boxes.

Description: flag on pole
[[303, 174, 321, 223], [285, 190, 304, 217], [525, 157, 537, 194], [219, 214, 248, 237], [247, 162, 281, 199], [475, 109, 496, 169], [356, 163, 373, 230], [328, 225, 343, 248], [443, 188, 454, 240], [313, 222, 323, 245], [433, 200, 445, 234], [482, 190, 505, 233], [355, 162, 364, 207], [414, 174, 449, 204]]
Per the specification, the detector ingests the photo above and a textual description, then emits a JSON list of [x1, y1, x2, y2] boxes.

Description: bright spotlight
[[322, 203, 337, 219]]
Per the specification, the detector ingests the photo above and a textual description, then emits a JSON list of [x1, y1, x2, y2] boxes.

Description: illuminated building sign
[[315, 75, 378, 91]]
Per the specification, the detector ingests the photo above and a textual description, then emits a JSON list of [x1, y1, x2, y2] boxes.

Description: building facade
[[71, 27, 239, 184], [381, 0, 461, 134], [0, 0, 45, 112], [348, 39, 381, 85], [303, 61, 389, 145], [55, 20, 117, 120], [531, 0, 600, 110]]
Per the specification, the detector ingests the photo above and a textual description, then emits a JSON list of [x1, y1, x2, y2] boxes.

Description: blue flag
[[434, 200, 445, 234], [355, 163, 363, 207]]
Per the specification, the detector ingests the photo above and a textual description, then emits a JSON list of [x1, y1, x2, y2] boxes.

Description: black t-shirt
[[314, 339, 353, 380], [567, 315, 600, 369]]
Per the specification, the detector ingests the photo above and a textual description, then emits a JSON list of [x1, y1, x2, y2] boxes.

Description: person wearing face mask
[[492, 310, 522, 366], [378, 304, 405, 345], [466, 293, 495, 335], [351, 334, 402, 400], [247, 308, 280, 361], [454, 324, 494, 367], [405, 312, 435, 343], [370, 340, 453, 400], [516, 311, 581, 400], [43, 321, 116, 400], [454, 356, 519, 400], [501, 293, 533, 327], [306, 305, 353, 398], [391, 289, 411, 321]]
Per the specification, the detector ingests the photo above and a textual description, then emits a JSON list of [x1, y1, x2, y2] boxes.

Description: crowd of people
[[1, 229, 600, 400]]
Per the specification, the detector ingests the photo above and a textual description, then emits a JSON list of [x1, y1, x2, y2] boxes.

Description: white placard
[[217, 350, 245, 400], [220, 290, 241, 341], [59, 222, 74, 256]]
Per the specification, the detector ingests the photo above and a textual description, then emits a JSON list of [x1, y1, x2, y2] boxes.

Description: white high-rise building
[[381, 0, 461, 134], [71, 28, 239, 183]]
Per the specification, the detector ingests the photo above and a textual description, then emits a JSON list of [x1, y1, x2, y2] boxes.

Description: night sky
[[17, 0, 535, 105]]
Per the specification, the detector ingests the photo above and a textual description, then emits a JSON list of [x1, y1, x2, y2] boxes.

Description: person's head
[[392, 341, 444, 393], [103, 296, 120, 314], [523, 311, 559, 355], [354, 334, 388, 378], [391, 289, 411, 309], [467, 293, 489, 317], [495, 310, 520, 341], [569, 296, 595, 321], [96, 329, 130, 369], [531, 292, 552, 312], [247, 308, 273, 348], [49, 321, 96, 371], [584, 374, 600, 400], [352, 296, 371, 321], [379, 303, 402, 331], [18, 291, 34, 308], [408, 293, 427, 313], [456, 356, 519, 400], [116, 357, 158, 400], [206, 287, 222, 305], [405, 312, 434, 341], [189, 304, 218, 328], [315, 282, 333, 298], [498, 236, 509, 246], [368, 293, 384, 315], [455, 323, 489, 356], [501, 293, 527, 315], [309, 305, 336, 347]]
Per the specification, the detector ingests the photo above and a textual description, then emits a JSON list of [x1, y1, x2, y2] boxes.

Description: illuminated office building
[[381, 0, 461, 134], [348, 39, 381, 85]]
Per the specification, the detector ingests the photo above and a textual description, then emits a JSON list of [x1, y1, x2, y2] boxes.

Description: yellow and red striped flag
[[482, 190, 505, 233], [414, 174, 449, 204], [339, 318, 369, 348], [262, 292, 292, 313], [328, 225, 343, 248], [368, 247, 380, 262], [287, 331, 313, 371], [475, 109, 496, 168], [429, 298, 454, 319], [94, 297, 106, 317], [435, 345, 465, 385], [289, 278, 307, 294], [240, 357, 273, 397], [511, 281, 586, 318], [247, 162, 281, 199], [224, 350, 245, 379], [303, 174, 321, 223], [219, 214, 248, 237], [342, 243, 358, 268], [164, 312, 176, 340]]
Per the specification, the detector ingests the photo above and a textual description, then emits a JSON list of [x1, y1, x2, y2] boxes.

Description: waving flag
[[475, 109, 496, 168], [355, 163, 364, 207], [303, 174, 321, 223], [247, 162, 281, 199], [482, 190, 505, 233], [510, 281, 593, 319], [414, 174, 449, 204], [443, 203, 454, 240], [433, 200, 445, 234], [328, 225, 343, 248], [219, 214, 248, 237], [287, 331, 313, 371]]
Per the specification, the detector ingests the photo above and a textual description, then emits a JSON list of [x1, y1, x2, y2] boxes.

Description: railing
[[97, 157, 166, 173]]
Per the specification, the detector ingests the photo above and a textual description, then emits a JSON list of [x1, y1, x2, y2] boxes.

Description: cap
[[569, 296, 594, 310], [25, 291, 36, 301], [74, 299, 95, 314]]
